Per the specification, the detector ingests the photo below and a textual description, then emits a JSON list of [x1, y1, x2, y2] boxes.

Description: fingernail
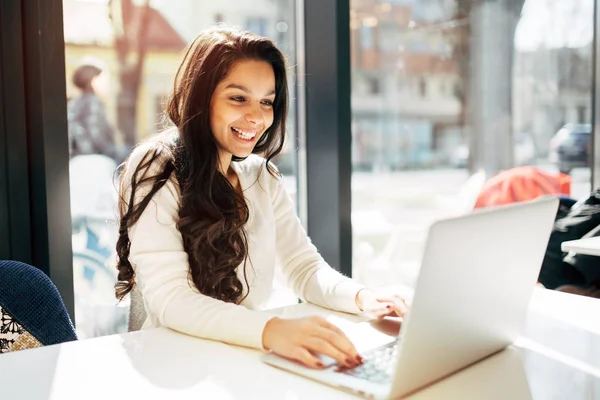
[[355, 355, 363, 363], [386, 304, 392, 309], [316, 361, 325, 368]]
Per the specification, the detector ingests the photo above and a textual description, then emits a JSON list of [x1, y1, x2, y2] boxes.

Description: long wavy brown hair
[[114, 26, 289, 304]]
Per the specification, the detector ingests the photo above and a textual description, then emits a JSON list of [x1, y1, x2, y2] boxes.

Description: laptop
[[262, 196, 558, 399]]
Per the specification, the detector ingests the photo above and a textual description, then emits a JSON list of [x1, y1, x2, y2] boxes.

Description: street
[[282, 164, 593, 291]]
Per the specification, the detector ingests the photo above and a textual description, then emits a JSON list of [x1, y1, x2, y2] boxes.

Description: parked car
[[549, 124, 592, 174], [450, 144, 469, 169], [450, 132, 537, 169]]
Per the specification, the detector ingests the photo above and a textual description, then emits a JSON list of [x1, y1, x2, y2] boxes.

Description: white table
[[561, 236, 600, 257], [1, 288, 600, 399]]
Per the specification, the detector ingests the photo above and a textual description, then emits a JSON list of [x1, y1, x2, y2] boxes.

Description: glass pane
[[63, 0, 299, 339], [350, 0, 593, 291]]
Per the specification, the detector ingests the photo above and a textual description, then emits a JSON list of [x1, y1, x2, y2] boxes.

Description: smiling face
[[209, 59, 276, 171]]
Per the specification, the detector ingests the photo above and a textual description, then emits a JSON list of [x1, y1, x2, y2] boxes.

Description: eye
[[261, 100, 274, 107], [230, 96, 246, 102]]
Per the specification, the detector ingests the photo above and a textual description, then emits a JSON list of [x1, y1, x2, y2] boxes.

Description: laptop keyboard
[[339, 340, 398, 384]]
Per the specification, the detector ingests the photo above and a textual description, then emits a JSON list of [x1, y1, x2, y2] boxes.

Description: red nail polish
[[316, 361, 325, 368]]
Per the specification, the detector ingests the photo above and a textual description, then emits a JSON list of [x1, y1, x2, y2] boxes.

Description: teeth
[[232, 127, 257, 140]]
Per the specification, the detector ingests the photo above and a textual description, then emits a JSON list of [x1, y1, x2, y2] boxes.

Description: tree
[[109, 0, 152, 149]]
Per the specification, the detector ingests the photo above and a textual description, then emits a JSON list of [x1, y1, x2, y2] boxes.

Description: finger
[[307, 337, 357, 368], [380, 293, 412, 307], [314, 325, 361, 362], [364, 302, 393, 314], [371, 306, 394, 319], [374, 294, 400, 303], [317, 321, 361, 358], [373, 295, 409, 313], [290, 347, 325, 369], [362, 305, 392, 321], [392, 293, 413, 307], [367, 297, 408, 319], [390, 298, 409, 318]]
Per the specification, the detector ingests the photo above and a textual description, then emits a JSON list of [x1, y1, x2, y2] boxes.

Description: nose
[[245, 104, 264, 126]]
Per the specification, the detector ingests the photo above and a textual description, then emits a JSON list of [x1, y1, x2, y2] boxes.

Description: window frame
[[0, 0, 74, 318], [302, 0, 353, 276]]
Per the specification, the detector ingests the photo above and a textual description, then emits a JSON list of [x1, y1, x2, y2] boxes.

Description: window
[[438, 80, 445, 96], [246, 17, 268, 37], [350, 0, 594, 292], [63, 0, 299, 339], [398, 76, 406, 91], [418, 77, 427, 97], [360, 25, 374, 49], [577, 105, 587, 123], [368, 76, 380, 95]]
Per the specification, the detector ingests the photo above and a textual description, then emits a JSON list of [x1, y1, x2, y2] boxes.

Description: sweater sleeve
[[123, 147, 275, 349], [271, 174, 365, 314]]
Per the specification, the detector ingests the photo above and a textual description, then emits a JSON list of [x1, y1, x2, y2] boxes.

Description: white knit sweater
[[124, 144, 364, 349]]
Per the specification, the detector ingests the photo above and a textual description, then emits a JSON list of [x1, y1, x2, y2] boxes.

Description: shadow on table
[[120, 327, 352, 399]]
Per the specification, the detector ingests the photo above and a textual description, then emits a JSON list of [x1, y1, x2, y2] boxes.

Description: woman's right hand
[[262, 316, 363, 369]]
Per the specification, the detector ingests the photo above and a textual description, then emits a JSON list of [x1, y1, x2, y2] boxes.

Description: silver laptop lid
[[390, 196, 558, 399]]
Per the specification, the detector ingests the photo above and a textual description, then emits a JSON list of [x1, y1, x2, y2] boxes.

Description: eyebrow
[[225, 83, 276, 96]]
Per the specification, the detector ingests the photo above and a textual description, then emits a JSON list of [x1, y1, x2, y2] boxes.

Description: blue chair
[[0, 260, 77, 353]]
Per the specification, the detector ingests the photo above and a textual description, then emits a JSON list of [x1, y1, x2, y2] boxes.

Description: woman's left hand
[[355, 289, 410, 319]]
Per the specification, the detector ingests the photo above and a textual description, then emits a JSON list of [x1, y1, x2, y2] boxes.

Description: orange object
[[475, 166, 571, 209]]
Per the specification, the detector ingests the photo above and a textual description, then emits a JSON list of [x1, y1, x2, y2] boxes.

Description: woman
[[115, 26, 408, 370]]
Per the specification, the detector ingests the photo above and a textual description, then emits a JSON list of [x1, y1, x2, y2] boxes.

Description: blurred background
[[63, 0, 594, 339]]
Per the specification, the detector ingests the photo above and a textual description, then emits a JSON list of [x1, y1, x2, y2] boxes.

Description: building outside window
[[246, 16, 269, 37], [349, 0, 594, 291]]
